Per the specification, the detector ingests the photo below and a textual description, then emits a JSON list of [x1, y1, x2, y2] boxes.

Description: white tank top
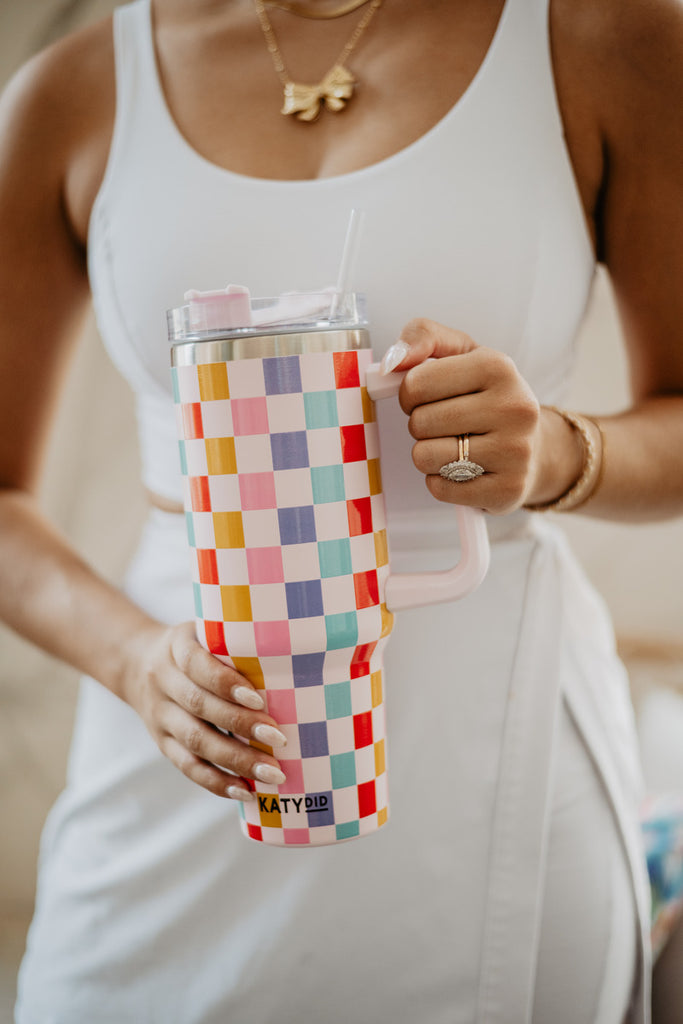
[[88, 0, 595, 522]]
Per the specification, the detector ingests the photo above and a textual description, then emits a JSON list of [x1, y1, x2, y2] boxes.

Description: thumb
[[379, 318, 478, 374]]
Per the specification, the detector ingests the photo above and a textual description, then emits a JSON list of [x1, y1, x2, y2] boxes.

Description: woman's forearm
[[0, 487, 158, 702]]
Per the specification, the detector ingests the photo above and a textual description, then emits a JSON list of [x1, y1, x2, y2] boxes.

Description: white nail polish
[[380, 339, 410, 375], [252, 724, 287, 748], [226, 785, 255, 802], [231, 685, 264, 710], [254, 763, 287, 785]]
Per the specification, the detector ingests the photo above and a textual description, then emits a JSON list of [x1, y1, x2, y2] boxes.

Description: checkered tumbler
[[173, 347, 395, 846]]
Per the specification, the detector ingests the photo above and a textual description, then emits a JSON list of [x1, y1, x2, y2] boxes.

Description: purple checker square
[[263, 356, 303, 395], [277, 759, 306, 794], [292, 652, 325, 687], [271, 431, 309, 470], [239, 472, 277, 510], [299, 721, 329, 758], [246, 546, 284, 585], [278, 505, 316, 545], [254, 621, 291, 656], [264, 688, 298, 725], [231, 397, 269, 436], [285, 579, 324, 619], [307, 790, 335, 827]]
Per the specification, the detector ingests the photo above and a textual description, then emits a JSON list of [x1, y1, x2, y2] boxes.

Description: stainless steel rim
[[171, 328, 371, 366]]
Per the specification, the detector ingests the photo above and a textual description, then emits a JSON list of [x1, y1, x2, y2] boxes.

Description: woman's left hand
[[382, 319, 583, 515]]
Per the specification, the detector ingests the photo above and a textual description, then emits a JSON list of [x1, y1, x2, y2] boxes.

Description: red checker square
[[197, 549, 219, 585], [254, 620, 291, 656], [265, 689, 298, 725], [358, 779, 377, 818], [340, 424, 367, 463], [346, 496, 373, 536], [353, 569, 380, 609], [182, 402, 204, 439], [353, 710, 373, 749], [284, 828, 311, 845], [277, 759, 305, 794], [204, 621, 229, 656], [350, 640, 378, 679], [190, 476, 212, 512], [246, 823, 263, 841], [333, 350, 360, 389]]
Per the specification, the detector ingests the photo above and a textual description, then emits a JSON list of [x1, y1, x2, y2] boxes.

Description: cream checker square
[[294, 685, 327, 722], [200, 399, 233, 438], [265, 392, 306, 433], [301, 756, 332, 793], [321, 575, 356, 615], [249, 583, 289, 622], [208, 474, 241, 511], [335, 388, 365, 427], [281, 542, 320, 581], [299, 351, 336, 391], [288, 616, 328, 656], [306, 426, 342, 468], [242, 508, 281, 548], [313, 501, 349, 542], [274, 468, 313, 508], [234, 434, 273, 473]]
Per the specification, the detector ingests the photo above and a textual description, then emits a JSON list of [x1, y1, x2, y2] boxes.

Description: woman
[[3, 0, 683, 1020]]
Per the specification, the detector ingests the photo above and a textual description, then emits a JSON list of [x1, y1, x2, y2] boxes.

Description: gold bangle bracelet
[[525, 407, 604, 513]]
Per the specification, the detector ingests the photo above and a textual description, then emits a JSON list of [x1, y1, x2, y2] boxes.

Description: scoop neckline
[[142, 0, 514, 189]]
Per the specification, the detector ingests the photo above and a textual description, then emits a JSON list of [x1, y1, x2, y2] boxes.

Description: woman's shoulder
[[0, 15, 116, 247]]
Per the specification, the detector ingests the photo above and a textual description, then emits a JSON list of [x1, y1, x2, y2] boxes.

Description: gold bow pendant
[[281, 65, 356, 121]]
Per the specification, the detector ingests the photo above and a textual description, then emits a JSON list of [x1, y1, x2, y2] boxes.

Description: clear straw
[[330, 208, 365, 319]]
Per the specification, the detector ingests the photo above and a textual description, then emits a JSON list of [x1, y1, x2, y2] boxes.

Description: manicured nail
[[254, 763, 287, 785], [380, 339, 410, 375], [252, 724, 287, 748], [226, 785, 256, 802], [231, 685, 264, 710]]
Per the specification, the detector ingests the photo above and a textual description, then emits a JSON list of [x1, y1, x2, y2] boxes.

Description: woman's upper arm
[[592, 0, 683, 402], [0, 21, 113, 492]]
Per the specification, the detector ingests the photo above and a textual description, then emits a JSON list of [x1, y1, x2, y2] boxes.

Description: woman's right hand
[[122, 620, 287, 801]]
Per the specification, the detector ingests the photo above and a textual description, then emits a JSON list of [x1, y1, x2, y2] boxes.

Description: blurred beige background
[[1, 2, 682, 1021]]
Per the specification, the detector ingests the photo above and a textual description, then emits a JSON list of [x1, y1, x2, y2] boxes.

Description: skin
[[1, 0, 683, 804]]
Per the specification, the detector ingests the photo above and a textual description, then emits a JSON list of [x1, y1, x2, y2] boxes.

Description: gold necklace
[[263, 0, 373, 19], [253, 0, 384, 122]]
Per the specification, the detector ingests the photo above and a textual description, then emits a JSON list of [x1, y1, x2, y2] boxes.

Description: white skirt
[[16, 509, 649, 1023]]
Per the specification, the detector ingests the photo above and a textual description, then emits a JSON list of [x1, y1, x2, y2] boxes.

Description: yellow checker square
[[371, 670, 383, 708], [380, 603, 394, 638], [231, 656, 265, 690], [257, 794, 282, 829], [374, 529, 389, 568], [213, 511, 245, 548], [368, 458, 382, 496], [378, 806, 388, 827], [205, 436, 237, 475], [220, 585, 253, 622], [198, 362, 230, 401], [360, 387, 376, 424], [374, 738, 386, 777]]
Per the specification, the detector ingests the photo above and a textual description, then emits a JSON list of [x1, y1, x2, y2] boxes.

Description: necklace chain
[[263, 0, 375, 20], [254, 0, 383, 119]]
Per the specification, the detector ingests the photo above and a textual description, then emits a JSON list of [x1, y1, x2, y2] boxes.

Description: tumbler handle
[[365, 364, 490, 612]]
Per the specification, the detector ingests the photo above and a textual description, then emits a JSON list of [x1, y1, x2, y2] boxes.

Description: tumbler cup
[[169, 290, 490, 847]]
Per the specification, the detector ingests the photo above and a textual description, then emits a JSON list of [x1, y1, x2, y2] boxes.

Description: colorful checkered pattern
[[172, 348, 393, 846]]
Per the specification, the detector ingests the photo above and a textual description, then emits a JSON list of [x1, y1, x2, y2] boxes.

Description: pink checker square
[[231, 396, 269, 436], [265, 393, 307, 434], [265, 687, 298, 724], [254, 620, 291, 656], [278, 760, 306, 795], [247, 546, 284, 585], [284, 828, 310, 845], [200, 399, 233, 439], [299, 351, 336, 392], [274, 467, 313, 509], [239, 472, 277, 510]]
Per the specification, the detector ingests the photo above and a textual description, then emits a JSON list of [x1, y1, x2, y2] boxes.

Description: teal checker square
[[336, 820, 360, 841], [311, 464, 345, 504], [325, 611, 358, 650], [318, 537, 352, 578], [178, 439, 188, 475], [330, 751, 357, 789], [325, 680, 352, 719], [192, 583, 203, 618], [304, 391, 339, 430], [184, 511, 196, 548]]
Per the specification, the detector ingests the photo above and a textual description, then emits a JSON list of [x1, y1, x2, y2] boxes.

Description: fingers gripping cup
[[169, 290, 490, 847]]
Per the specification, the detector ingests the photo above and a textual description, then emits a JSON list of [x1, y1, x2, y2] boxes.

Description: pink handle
[[364, 363, 490, 612]]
